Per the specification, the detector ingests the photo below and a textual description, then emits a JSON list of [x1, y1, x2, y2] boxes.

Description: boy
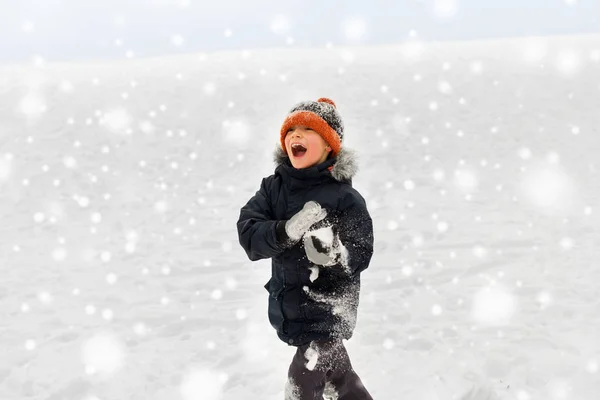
[[237, 98, 374, 400]]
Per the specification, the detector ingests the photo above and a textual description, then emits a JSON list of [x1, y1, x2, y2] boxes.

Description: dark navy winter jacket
[[237, 147, 374, 346]]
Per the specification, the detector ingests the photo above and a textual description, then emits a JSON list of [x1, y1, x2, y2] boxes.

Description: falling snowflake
[[454, 168, 478, 191], [180, 367, 227, 400], [342, 17, 367, 41], [222, 119, 251, 146], [556, 50, 581, 76], [103, 108, 132, 133], [270, 14, 290, 34], [472, 285, 517, 326], [433, 0, 459, 19], [171, 34, 185, 47], [19, 92, 46, 119], [81, 332, 126, 376]]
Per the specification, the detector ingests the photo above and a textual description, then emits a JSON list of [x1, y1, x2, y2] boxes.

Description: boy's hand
[[284, 201, 327, 242]]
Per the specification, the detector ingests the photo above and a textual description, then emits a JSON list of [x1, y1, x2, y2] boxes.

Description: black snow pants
[[285, 339, 373, 400]]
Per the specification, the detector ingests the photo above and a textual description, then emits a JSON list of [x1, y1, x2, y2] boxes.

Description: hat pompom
[[317, 97, 336, 108]]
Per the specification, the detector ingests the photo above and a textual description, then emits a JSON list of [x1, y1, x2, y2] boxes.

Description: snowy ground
[[1, 34, 599, 400]]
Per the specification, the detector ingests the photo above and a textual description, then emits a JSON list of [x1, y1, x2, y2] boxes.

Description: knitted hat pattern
[[280, 97, 344, 156]]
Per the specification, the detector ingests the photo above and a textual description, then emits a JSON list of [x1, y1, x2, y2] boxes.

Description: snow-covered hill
[[1, 34, 599, 399]]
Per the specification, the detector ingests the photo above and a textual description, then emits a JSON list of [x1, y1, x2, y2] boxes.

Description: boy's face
[[284, 125, 332, 169]]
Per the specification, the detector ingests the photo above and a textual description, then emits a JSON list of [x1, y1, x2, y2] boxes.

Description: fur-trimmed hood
[[273, 146, 358, 182]]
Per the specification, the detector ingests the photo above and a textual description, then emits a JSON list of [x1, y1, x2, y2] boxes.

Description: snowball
[[304, 346, 319, 371], [309, 226, 335, 247], [387, 220, 399, 230], [471, 285, 517, 326], [431, 304, 443, 316], [587, 360, 598, 374], [404, 180, 416, 190], [25, 339, 36, 350], [81, 332, 126, 376], [180, 367, 227, 400]]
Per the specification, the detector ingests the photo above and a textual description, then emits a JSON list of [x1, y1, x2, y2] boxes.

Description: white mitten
[[285, 201, 327, 242]]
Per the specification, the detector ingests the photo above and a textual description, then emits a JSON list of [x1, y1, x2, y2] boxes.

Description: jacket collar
[[273, 146, 358, 183]]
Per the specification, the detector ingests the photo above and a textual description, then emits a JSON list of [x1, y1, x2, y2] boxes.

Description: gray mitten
[[284, 201, 327, 242]]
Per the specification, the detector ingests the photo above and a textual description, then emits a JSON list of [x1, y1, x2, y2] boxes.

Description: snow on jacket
[[237, 146, 374, 346]]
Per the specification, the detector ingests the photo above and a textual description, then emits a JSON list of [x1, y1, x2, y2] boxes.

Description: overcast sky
[[0, 0, 599, 64]]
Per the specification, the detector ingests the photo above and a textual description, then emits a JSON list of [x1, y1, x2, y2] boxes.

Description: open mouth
[[291, 143, 307, 157]]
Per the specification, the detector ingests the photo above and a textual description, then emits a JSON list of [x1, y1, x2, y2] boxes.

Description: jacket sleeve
[[336, 193, 374, 276], [237, 177, 289, 261]]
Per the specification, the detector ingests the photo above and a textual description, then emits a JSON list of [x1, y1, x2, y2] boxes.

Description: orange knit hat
[[280, 97, 344, 156]]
